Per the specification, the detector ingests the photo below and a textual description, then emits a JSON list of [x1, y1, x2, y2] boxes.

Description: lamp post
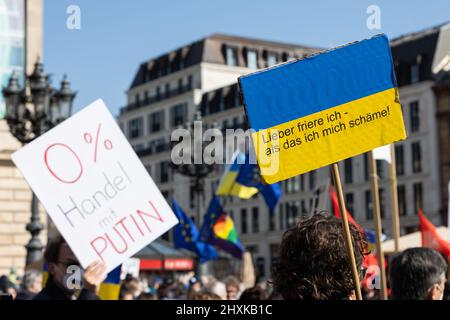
[[2, 60, 76, 266], [170, 111, 218, 225], [170, 111, 219, 275]]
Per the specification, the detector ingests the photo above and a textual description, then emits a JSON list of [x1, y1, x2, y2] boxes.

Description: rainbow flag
[[239, 34, 406, 184], [200, 196, 243, 259]]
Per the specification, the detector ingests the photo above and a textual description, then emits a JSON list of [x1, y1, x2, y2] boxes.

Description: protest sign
[[12, 99, 178, 273], [239, 34, 407, 184]]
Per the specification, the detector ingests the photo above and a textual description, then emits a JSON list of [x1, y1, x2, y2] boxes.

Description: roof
[[129, 33, 319, 90], [133, 238, 195, 259]]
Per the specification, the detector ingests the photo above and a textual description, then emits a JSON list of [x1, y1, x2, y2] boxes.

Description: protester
[[191, 291, 221, 300], [0, 275, 17, 299], [33, 235, 107, 300], [119, 285, 135, 300], [15, 270, 42, 300], [137, 292, 157, 300], [186, 277, 203, 299], [239, 286, 268, 300], [223, 275, 241, 300], [121, 275, 142, 299], [272, 213, 367, 300], [389, 247, 447, 300]]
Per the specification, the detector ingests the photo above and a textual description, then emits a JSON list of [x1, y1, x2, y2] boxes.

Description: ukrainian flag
[[239, 34, 407, 184], [41, 262, 122, 300], [216, 152, 259, 199]]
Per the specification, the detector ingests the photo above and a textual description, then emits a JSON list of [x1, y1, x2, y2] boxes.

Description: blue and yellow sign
[[239, 34, 406, 184]]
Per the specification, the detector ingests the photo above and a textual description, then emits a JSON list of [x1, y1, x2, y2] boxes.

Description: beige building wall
[[0, 0, 45, 276]]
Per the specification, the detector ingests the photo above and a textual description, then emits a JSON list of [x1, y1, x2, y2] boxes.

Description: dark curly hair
[[272, 212, 368, 300]]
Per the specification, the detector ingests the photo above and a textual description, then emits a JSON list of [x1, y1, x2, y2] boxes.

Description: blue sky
[[44, 0, 450, 116]]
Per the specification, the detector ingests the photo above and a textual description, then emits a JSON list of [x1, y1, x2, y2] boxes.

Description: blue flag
[[200, 196, 244, 259], [172, 199, 218, 263], [235, 154, 282, 212]]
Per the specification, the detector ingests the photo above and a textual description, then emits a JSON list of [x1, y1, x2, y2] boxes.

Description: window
[[160, 161, 170, 183], [178, 78, 183, 94], [148, 111, 164, 133], [189, 185, 195, 209], [309, 171, 316, 190], [363, 153, 369, 181], [252, 207, 259, 233], [410, 101, 420, 133], [379, 188, 385, 218], [269, 211, 275, 231], [143, 91, 149, 104], [226, 47, 238, 66], [188, 75, 193, 90], [247, 50, 258, 69], [135, 93, 140, 106], [411, 64, 420, 84], [376, 160, 383, 179], [165, 83, 170, 98], [412, 142, 422, 173], [398, 185, 406, 216], [300, 175, 305, 191], [279, 204, 284, 230], [395, 145, 405, 175], [267, 52, 278, 67], [128, 117, 143, 138], [414, 183, 423, 214], [345, 193, 354, 216], [344, 158, 353, 183], [171, 103, 187, 126], [241, 209, 248, 234], [156, 86, 161, 101], [365, 190, 373, 220]]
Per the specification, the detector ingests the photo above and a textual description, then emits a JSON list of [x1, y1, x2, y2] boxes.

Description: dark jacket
[[15, 290, 36, 300], [33, 277, 99, 300]]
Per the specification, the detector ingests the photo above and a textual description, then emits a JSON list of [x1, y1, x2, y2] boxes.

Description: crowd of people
[[1, 212, 449, 300]]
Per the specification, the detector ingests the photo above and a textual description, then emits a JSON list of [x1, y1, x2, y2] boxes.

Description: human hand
[[82, 261, 107, 293]]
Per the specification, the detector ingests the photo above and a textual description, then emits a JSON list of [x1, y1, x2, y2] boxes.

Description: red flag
[[329, 185, 381, 288], [330, 185, 362, 232], [418, 210, 450, 259]]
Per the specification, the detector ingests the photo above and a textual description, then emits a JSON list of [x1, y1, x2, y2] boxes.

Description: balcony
[[136, 142, 171, 157], [120, 84, 197, 114]]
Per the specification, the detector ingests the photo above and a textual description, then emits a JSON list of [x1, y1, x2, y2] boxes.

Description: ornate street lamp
[[2, 60, 76, 265], [170, 111, 219, 225]]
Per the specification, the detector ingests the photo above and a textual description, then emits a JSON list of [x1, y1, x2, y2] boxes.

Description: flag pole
[[389, 144, 401, 253], [368, 151, 388, 300], [330, 163, 362, 300]]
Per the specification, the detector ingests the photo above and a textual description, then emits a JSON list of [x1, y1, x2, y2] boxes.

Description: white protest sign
[[12, 99, 178, 273]]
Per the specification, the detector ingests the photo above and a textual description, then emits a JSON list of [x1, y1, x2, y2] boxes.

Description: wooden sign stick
[[368, 151, 388, 300], [389, 144, 401, 253], [330, 163, 363, 300]]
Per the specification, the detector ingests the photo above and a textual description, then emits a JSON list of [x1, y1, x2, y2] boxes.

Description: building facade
[[0, 0, 45, 276], [118, 27, 449, 279]]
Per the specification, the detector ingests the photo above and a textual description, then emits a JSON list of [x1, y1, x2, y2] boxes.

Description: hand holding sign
[[12, 99, 178, 273]]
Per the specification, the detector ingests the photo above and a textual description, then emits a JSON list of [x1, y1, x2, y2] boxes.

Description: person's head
[[223, 276, 240, 300], [44, 235, 81, 294], [272, 213, 367, 300], [191, 291, 221, 300], [123, 277, 141, 298], [21, 270, 42, 294], [389, 247, 447, 300], [0, 275, 17, 299], [137, 292, 157, 300], [187, 278, 203, 299], [239, 286, 268, 300], [119, 285, 135, 300]]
